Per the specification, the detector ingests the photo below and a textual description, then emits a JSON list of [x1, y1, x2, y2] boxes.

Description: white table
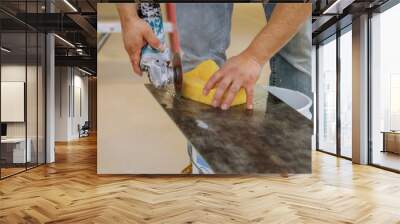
[[1, 138, 31, 163]]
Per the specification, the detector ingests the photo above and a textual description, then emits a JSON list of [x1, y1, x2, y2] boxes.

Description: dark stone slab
[[145, 84, 312, 174]]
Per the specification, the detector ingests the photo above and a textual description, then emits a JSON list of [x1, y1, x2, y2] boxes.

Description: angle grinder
[[137, 3, 182, 94]]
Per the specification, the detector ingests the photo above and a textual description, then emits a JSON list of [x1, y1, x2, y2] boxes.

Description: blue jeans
[[176, 3, 312, 98]]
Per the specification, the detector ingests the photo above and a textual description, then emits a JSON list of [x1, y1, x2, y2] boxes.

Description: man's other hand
[[203, 52, 261, 110]]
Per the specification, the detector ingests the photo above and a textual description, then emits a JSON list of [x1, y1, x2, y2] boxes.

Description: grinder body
[[137, 3, 174, 89]]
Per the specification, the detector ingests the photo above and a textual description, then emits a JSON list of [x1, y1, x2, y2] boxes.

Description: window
[[318, 36, 337, 154], [0, 1, 47, 179], [370, 2, 400, 171], [340, 29, 352, 158]]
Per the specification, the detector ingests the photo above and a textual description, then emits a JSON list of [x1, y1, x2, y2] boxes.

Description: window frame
[[315, 24, 353, 160], [0, 0, 48, 180], [367, 0, 400, 173]]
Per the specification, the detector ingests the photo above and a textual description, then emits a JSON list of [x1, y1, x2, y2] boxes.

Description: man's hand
[[121, 19, 164, 75], [203, 52, 261, 110], [203, 3, 311, 111], [117, 4, 164, 75]]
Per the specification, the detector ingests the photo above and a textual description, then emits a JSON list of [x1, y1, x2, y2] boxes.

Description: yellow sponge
[[182, 59, 246, 106]]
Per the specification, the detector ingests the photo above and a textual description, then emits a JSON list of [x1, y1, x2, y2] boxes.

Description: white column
[[45, 0, 55, 163], [55, 67, 73, 141], [312, 45, 317, 150], [352, 14, 369, 164], [46, 33, 55, 163]]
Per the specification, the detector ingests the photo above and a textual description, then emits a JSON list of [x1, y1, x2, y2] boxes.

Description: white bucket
[[268, 86, 313, 120]]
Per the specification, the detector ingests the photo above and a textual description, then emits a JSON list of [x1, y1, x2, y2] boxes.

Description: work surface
[[146, 84, 312, 174]]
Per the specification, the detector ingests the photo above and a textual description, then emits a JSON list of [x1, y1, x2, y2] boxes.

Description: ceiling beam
[[55, 55, 96, 72], [67, 13, 96, 38]]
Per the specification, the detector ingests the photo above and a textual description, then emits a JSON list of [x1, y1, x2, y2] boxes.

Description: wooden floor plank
[[0, 135, 399, 223]]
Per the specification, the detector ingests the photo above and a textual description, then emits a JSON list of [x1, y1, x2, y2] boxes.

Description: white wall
[[1, 64, 46, 164], [54, 67, 89, 141], [73, 73, 89, 137], [55, 67, 70, 141], [1, 65, 26, 140], [1, 65, 35, 138]]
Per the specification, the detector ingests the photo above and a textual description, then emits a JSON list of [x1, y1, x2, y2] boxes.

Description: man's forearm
[[244, 3, 311, 65], [117, 3, 139, 28]]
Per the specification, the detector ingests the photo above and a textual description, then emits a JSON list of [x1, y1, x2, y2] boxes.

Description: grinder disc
[[172, 53, 183, 95]]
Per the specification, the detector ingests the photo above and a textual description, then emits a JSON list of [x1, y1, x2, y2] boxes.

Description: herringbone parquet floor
[[1, 135, 400, 224]]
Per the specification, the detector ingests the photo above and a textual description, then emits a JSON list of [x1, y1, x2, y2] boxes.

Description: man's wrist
[[117, 4, 139, 27], [121, 16, 140, 30], [241, 48, 266, 69]]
